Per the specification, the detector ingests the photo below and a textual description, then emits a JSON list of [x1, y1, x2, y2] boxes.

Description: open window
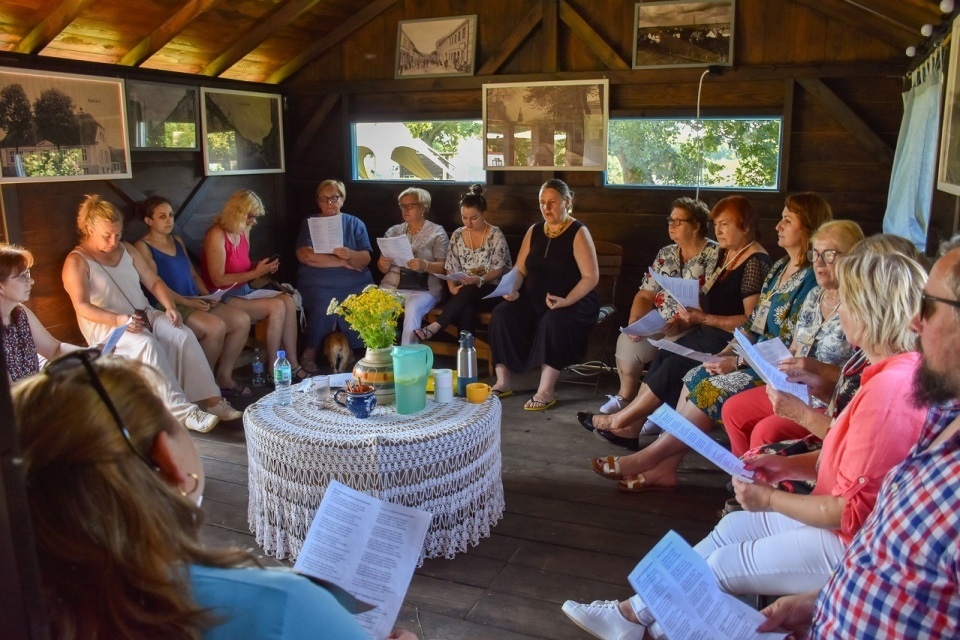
[[352, 121, 483, 182]]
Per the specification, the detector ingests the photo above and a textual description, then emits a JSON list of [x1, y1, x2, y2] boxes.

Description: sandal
[[292, 366, 313, 381], [524, 396, 557, 411], [414, 326, 437, 341], [300, 358, 320, 374], [616, 474, 677, 493], [591, 456, 625, 481], [220, 382, 253, 398], [491, 389, 514, 399]]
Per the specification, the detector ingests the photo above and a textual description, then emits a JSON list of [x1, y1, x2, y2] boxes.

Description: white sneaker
[[638, 419, 662, 436], [600, 395, 627, 414], [562, 600, 646, 640], [205, 398, 243, 421], [183, 407, 220, 433]]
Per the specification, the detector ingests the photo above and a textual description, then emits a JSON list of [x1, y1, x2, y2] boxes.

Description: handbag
[[742, 434, 822, 495], [397, 268, 430, 291]]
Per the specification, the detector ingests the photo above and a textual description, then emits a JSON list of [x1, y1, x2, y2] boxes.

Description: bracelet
[[477, 274, 484, 287]]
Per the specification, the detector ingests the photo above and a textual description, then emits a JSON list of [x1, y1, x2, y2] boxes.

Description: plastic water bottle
[[457, 331, 478, 396], [252, 348, 266, 387], [274, 350, 293, 405]]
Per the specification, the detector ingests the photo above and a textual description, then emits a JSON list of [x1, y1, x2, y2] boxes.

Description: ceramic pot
[[333, 388, 377, 419], [352, 346, 395, 406]]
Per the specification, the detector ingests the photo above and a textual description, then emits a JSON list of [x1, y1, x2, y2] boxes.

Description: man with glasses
[[759, 239, 960, 638]]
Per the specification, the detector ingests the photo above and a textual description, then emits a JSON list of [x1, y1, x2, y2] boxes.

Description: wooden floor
[[194, 361, 729, 639]]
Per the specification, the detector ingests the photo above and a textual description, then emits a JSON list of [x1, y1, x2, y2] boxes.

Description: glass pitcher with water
[[391, 344, 434, 414]]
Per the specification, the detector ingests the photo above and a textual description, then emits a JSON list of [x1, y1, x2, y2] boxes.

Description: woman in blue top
[[135, 196, 253, 398], [14, 353, 416, 640], [296, 180, 375, 372]]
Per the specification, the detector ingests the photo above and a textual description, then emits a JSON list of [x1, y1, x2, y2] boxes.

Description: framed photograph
[[201, 88, 284, 176], [0, 67, 131, 183], [632, 1, 735, 69], [395, 15, 477, 79], [482, 79, 608, 171], [939, 19, 960, 195], [127, 80, 198, 150]]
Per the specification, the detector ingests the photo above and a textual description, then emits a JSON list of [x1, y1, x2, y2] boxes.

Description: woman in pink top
[[561, 249, 930, 640], [202, 190, 305, 378]]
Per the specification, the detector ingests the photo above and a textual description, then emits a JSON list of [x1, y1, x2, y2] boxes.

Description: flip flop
[[220, 383, 253, 398], [616, 474, 677, 493], [591, 455, 625, 481], [524, 397, 557, 411], [491, 389, 514, 399], [414, 326, 437, 341]]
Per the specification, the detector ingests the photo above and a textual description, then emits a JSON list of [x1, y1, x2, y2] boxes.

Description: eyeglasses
[[44, 349, 159, 471], [317, 195, 342, 204], [12, 269, 31, 282], [806, 249, 841, 264], [666, 217, 693, 228], [398, 203, 422, 211], [920, 292, 960, 320]]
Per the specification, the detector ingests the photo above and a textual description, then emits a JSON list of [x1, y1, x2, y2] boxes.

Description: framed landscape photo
[[483, 79, 609, 171], [938, 18, 960, 195], [0, 67, 131, 183], [127, 80, 198, 150], [201, 88, 284, 176], [395, 15, 477, 79], [633, 0, 735, 70]]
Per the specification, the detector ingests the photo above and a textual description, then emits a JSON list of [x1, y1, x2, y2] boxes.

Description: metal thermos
[[457, 330, 478, 396]]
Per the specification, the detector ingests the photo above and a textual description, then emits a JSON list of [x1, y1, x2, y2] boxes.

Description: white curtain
[[883, 51, 944, 250]]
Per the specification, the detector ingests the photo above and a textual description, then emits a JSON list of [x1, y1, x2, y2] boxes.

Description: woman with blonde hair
[[62, 195, 237, 432], [202, 189, 306, 378]]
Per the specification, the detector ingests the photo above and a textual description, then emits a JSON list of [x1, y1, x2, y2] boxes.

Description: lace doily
[[244, 394, 504, 565]]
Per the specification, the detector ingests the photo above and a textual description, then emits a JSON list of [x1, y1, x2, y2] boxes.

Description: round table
[[244, 391, 504, 563]]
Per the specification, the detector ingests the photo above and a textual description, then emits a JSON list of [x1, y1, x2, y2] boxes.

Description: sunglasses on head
[[44, 349, 159, 471]]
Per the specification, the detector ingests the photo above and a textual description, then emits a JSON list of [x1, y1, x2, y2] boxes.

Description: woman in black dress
[[488, 179, 600, 410]]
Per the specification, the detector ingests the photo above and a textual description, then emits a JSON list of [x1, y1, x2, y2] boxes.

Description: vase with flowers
[[328, 285, 405, 405]]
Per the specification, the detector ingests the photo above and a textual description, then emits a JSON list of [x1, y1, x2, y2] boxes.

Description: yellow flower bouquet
[[328, 285, 405, 350]]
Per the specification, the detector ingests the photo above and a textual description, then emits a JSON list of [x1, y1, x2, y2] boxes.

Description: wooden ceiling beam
[[14, 0, 96, 54], [542, 0, 558, 73], [201, 0, 323, 77], [291, 93, 340, 160], [266, 0, 398, 84], [788, 0, 918, 50], [476, 2, 543, 75], [842, 0, 942, 31], [559, 0, 629, 70], [120, 0, 221, 67]]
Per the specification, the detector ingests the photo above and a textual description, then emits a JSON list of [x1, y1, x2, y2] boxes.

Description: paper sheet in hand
[[99, 323, 128, 355], [628, 531, 787, 640], [621, 309, 667, 337], [377, 236, 415, 268], [483, 266, 518, 299], [236, 288, 282, 300], [649, 269, 700, 309], [649, 405, 754, 481], [308, 215, 344, 254], [648, 339, 722, 363], [294, 481, 432, 640], [435, 271, 472, 282], [191, 284, 235, 302], [733, 330, 810, 404]]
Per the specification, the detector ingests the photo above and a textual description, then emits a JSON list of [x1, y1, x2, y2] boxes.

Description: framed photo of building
[[938, 18, 960, 195], [127, 80, 198, 150], [632, 0, 735, 70], [0, 67, 131, 183], [201, 88, 284, 175], [482, 79, 609, 171], [395, 15, 477, 79]]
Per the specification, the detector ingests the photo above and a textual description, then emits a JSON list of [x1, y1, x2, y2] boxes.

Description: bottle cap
[[277, 350, 286, 357]]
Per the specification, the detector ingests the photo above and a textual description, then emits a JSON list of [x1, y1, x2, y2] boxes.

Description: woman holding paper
[[563, 251, 928, 639], [414, 184, 512, 341], [202, 189, 307, 379], [599, 197, 718, 416], [62, 195, 238, 432], [296, 180, 374, 371], [376, 187, 449, 345], [135, 196, 253, 397]]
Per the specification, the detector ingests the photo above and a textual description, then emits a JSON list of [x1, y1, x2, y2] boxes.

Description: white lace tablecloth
[[244, 393, 503, 563]]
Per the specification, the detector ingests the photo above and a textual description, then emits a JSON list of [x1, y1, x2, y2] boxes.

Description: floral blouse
[[3, 305, 39, 382], [742, 256, 818, 346], [445, 225, 512, 283], [639, 240, 719, 319], [792, 286, 853, 362]]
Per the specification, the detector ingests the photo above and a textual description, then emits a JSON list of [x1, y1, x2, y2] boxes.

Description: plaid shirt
[[809, 400, 960, 639]]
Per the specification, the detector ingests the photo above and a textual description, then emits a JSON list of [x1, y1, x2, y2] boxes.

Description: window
[[606, 117, 782, 189], [353, 121, 484, 181]]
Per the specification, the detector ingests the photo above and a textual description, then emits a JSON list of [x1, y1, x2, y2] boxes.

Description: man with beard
[[758, 240, 960, 639]]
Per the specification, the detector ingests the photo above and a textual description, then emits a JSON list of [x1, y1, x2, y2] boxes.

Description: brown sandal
[[591, 456, 624, 481]]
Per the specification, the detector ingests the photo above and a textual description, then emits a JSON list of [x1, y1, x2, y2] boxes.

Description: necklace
[[467, 222, 489, 250], [720, 241, 755, 272], [544, 216, 573, 239], [820, 290, 841, 316]]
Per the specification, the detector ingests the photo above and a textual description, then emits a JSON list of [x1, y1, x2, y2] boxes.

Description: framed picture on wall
[[938, 18, 960, 195], [0, 67, 131, 183], [395, 15, 477, 79], [482, 79, 609, 171], [632, 0, 735, 70], [127, 80, 198, 150], [201, 88, 284, 176]]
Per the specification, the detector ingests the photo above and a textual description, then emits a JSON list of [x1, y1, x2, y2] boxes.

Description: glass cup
[[312, 375, 331, 408]]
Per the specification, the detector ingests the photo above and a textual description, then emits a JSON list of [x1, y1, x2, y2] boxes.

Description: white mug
[[433, 368, 453, 404]]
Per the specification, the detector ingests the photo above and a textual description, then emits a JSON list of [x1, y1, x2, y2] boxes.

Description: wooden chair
[[421, 306, 495, 376]]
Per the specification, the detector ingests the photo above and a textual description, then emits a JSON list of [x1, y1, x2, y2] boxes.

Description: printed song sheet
[[99, 323, 128, 355], [649, 269, 700, 309], [294, 481, 432, 640], [648, 339, 723, 363], [649, 405, 754, 481], [628, 531, 787, 640], [308, 215, 344, 254], [435, 271, 472, 282], [621, 309, 667, 337], [191, 284, 235, 302], [377, 236, 415, 268], [483, 267, 519, 299], [733, 330, 810, 404]]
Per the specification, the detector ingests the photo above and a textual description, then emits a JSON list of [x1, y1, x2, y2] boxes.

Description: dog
[[323, 330, 353, 373]]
